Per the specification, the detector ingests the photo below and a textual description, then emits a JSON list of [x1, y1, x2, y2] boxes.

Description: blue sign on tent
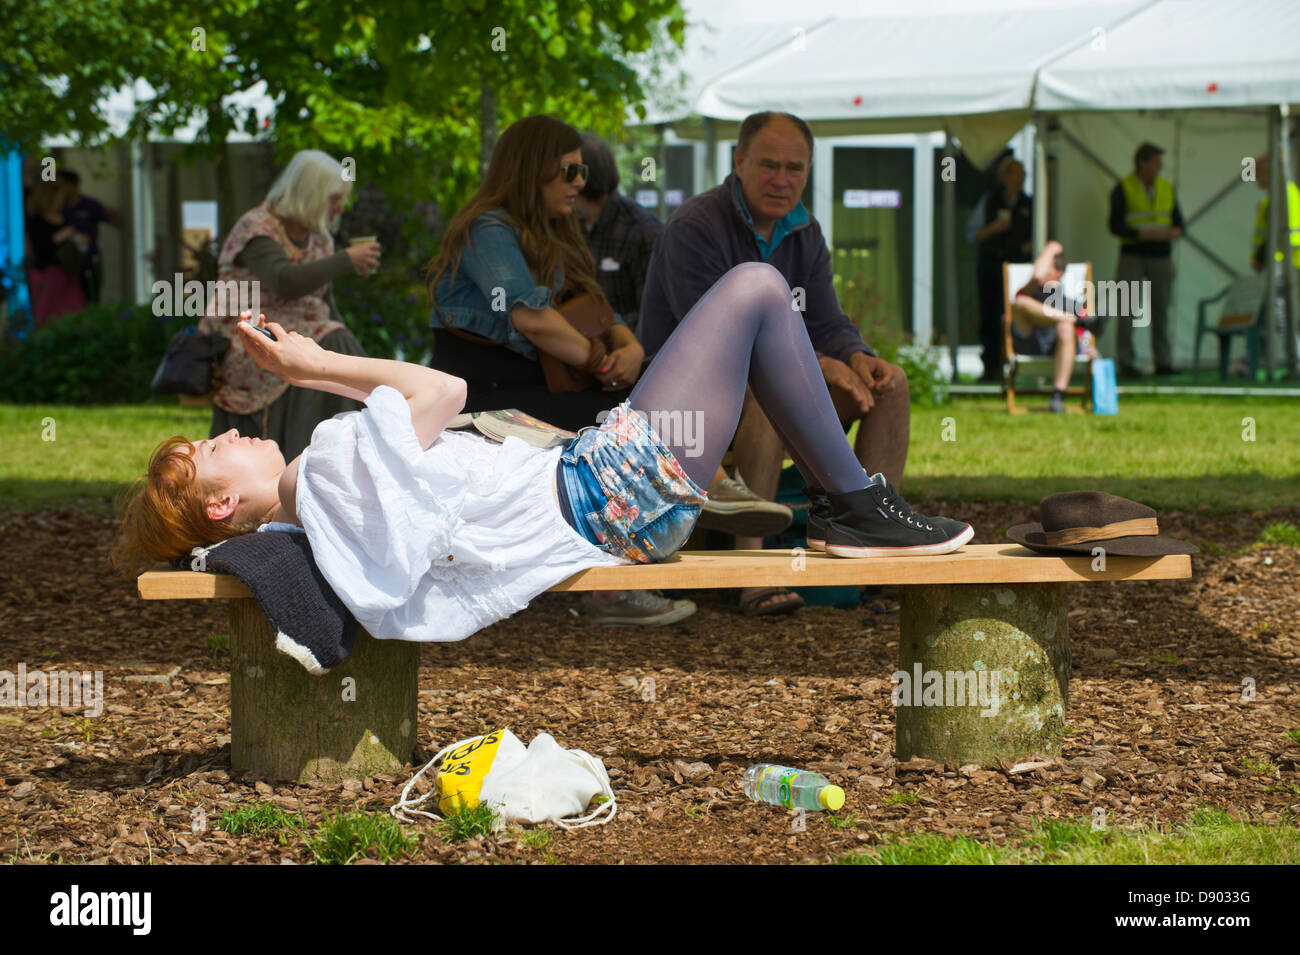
[[0, 151, 33, 337]]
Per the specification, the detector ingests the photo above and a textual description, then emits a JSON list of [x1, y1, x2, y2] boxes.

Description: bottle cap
[[819, 785, 845, 811]]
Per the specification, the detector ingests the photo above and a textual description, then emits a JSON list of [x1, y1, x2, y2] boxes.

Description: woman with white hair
[[199, 149, 382, 459]]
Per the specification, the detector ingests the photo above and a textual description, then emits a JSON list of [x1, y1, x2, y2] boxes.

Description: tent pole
[[704, 117, 717, 191], [1263, 111, 1283, 377], [1032, 114, 1048, 257], [943, 131, 960, 381], [1278, 103, 1300, 375], [130, 140, 156, 305]]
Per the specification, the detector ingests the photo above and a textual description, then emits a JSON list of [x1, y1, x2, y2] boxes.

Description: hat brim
[[1006, 522, 1199, 556]]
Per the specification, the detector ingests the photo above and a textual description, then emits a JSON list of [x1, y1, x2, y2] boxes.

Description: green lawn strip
[[2, 396, 1298, 515], [838, 808, 1300, 865], [844, 395, 1299, 514], [0, 403, 211, 513]]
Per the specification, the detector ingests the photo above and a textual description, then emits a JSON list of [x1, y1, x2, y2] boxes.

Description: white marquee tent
[[668, 0, 1300, 374]]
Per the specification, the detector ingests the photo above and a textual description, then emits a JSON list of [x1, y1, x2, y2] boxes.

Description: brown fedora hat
[[1006, 490, 1198, 556]]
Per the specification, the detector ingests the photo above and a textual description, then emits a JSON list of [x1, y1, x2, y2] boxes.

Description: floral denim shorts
[[556, 403, 707, 564]]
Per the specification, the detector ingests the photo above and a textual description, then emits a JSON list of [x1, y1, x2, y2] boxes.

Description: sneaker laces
[[873, 473, 934, 531]]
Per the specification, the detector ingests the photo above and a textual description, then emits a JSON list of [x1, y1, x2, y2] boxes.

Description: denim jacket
[[431, 209, 625, 360]]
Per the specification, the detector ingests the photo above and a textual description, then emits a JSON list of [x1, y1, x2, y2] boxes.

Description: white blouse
[[295, 385, 624, 642]]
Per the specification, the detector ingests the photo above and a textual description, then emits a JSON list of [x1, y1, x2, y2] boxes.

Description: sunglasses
[[560, 161, 589, 184]]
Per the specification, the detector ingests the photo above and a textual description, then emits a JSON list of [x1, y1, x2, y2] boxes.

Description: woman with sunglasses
[[427, 114, 643, 430], [427, 114, 688, 626]]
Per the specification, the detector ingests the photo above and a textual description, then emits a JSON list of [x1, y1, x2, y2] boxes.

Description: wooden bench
[[139, 544, 1192, 782]]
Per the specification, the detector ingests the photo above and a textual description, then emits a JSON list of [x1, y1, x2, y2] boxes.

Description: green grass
[[518, 826, 559, 863], [303, 809, 421, 865], [0, 402, 211, 512], [3, 395, 1298, 515], [1256, 521, 1300, 547], [867, 395, 1300, 513], [217, 801, 304, 843], [439, 803, 500, 844], [839, 808, 1300, 865], [1239, 756, 1279, 778], [883, 791, 921, 806]]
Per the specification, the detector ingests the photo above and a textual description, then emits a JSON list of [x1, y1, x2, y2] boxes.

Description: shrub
[[0, 303, 188, 404]]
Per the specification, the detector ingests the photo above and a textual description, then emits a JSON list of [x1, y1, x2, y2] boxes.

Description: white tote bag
[[391, 730, 616, 830]]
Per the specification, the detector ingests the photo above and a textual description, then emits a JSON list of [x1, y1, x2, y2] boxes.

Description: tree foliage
[[2, 0, 686, 217], [2, 0, 685, 356]]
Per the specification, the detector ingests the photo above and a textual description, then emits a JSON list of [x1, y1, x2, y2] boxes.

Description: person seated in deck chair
[[113, 265, 974, 647], [1011, 241, 1106, 413]]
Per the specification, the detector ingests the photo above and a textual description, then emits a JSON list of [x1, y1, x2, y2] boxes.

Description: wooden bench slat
[[138, 544, 1192, 599]]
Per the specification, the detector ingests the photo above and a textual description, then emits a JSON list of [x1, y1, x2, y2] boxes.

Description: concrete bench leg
[[228, 599, 419, 783], [896, 583, 1070, 766]]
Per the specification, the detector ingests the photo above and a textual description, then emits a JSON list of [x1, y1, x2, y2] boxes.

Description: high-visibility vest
[[1119, 173, 1176, 245], [1252, 181, 1300, 268]]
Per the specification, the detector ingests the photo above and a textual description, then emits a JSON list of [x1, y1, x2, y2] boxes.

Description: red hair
[[111, 435, 266, 578]]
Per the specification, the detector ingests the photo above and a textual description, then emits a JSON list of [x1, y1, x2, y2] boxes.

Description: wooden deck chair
[[1002, 261, 1094, 414]]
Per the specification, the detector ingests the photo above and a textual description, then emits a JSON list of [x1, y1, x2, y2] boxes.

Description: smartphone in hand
[[239, 311, 278, 341]]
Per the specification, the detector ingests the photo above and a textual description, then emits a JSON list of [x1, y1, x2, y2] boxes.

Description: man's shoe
[[1077, 314, 1107, 336], [1049, 392, 1066, 413], [823, 474, 973, 558], [803, 485, 830, 551], [697, 469, 793, 538], [576, 591, 696, 626]]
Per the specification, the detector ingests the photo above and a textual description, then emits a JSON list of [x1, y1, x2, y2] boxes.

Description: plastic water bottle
[[742, 764, 845, 811]]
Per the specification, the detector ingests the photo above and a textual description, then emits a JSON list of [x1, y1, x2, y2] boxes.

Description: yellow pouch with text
[[436, 728, 511, 815]]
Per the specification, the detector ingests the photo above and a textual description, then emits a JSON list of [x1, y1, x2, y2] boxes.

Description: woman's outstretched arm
[[237, 315, 466, 448]]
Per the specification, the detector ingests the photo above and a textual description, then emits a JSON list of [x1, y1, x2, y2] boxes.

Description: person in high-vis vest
[[1250, 154, 1300, 273], [1108, 142, 1184, 377]]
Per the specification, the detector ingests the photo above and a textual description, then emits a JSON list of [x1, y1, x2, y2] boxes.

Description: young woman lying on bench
[[117, 262, 972, 641]]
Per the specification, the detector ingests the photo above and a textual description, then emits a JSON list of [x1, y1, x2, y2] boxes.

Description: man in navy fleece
[[639, 111, 908, 614]]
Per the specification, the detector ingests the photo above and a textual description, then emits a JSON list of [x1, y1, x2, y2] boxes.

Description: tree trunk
[[896, 582, 1070, 766], [207, 103, 236, 252], [228, 599, 419, 782]]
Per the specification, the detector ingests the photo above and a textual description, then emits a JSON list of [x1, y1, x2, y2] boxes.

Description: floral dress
[[199, 202, 343, 415]]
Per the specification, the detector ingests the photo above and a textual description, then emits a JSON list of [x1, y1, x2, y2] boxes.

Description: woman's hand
[[596, 342, 644, 391], [236, 311, 331, 385], [346, 241, 381, 276]]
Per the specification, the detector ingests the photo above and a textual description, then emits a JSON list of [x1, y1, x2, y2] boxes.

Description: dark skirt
[[429, 329, 633, 432], [208, 326, 368, 461]]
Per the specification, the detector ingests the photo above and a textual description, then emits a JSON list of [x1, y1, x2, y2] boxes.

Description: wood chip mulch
[[1, 501, 1297, 864]]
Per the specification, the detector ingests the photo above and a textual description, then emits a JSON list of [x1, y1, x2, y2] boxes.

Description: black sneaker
[[823, 474, 973, 558], [803, 485, 830, 551]]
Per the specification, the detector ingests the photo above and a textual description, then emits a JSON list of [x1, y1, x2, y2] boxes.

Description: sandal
[[736, 587, 805, 616]]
